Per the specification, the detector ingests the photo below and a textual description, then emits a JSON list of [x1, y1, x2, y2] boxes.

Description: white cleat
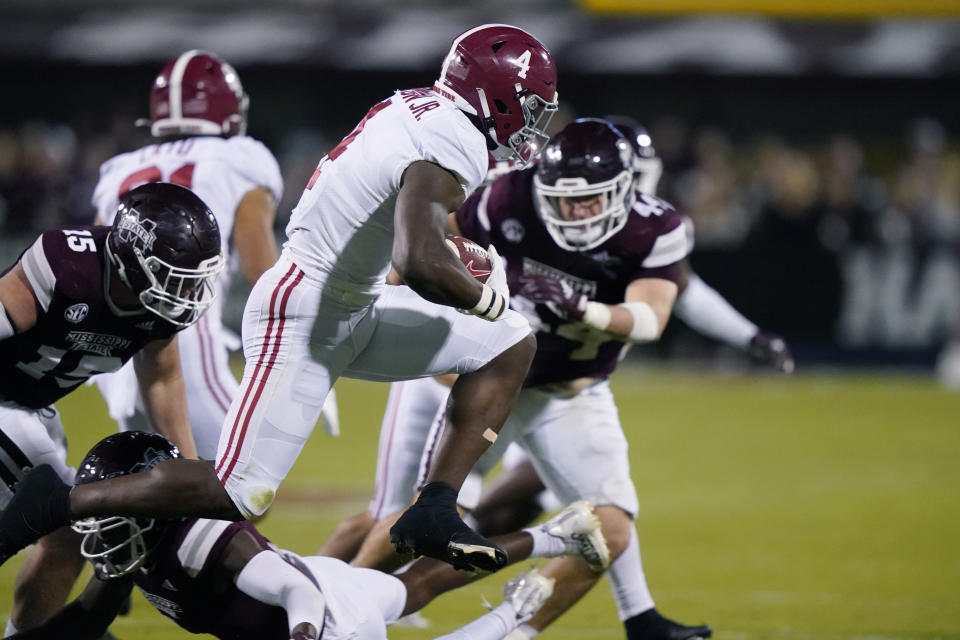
[[503, 568, 556, 623], [541, 500, 610, 572]]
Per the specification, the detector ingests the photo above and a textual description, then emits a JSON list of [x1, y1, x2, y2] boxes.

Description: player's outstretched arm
[[233, 186, 280, 285], [3, 573, 131, 640], [133, 335, 199, 459], [393, 161, 501, 318], [222, 529, 326, 640], [674, 263, 794, 372]]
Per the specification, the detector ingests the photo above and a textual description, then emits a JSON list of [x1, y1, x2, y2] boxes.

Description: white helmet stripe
[[437, 23, 534, 85], [168, 49, 201, 121]]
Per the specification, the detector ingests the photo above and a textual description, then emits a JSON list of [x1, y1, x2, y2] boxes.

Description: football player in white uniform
[[0, 24, 558, 576], [88, 50, 297, 460], [336, 120, 715, 640]]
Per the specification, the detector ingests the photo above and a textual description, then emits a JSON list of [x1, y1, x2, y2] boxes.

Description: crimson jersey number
[[307, 98, 392, 189], [118, 163, 195, 196]]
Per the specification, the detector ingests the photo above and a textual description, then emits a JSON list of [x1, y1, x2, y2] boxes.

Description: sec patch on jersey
[[445, 234, 491, 283]]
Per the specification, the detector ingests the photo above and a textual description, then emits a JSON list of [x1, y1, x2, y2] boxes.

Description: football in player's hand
[[445, 234, 492, 283]]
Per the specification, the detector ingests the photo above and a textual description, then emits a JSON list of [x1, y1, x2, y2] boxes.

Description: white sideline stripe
[[20, 237, 56, 312], [642, 224, 688, 268], [177, 518, 231, 577]]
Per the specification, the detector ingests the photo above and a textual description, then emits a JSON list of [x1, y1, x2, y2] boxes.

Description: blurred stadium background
[[0, 0, 958, 638]]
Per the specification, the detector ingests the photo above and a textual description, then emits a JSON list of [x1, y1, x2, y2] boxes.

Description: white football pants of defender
[[0, 403, 73, 508], [419, 381, 639, 516], [419, 381, 656, 620], [215, 252, 531, 519]]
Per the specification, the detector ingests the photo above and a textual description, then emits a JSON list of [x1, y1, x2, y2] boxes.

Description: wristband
[[622, 301, 660, 342], [467, 284, 505, 321], [581, 301, 612, 331]]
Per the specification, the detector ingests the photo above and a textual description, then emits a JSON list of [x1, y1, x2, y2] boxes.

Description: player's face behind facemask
[[105, 182, 225, 328], [534, 118, 637, 252], [71, 431, 181, 579]]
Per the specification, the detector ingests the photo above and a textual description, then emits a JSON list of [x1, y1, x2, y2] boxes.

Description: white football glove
[[486, 243, 510, 310]]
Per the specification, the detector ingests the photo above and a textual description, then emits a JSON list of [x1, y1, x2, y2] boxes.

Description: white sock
[[523, 526, 567, 558], [5, 619, 18, 636], [504, 623, 540, 639], [431, 601, 516, 640], [607, 526, 656, 620]]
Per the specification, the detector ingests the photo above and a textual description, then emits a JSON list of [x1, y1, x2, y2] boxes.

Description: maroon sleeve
[[454, 184, 494, 248]]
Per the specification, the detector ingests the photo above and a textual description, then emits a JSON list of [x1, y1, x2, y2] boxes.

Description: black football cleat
[[0, 464, 72, 565], [390, 482, 508, 574], [624, 608, 713, 640]]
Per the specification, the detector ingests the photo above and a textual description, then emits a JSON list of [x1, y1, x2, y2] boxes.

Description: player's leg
[[471, 445, 547, 537], [322, 377, 451, 560], [1, 407, 84, 633], [319, 510, 376, 560], [174, 308, 239, 459], [513, 384, 711, 639], [343, 284, 534, 572]]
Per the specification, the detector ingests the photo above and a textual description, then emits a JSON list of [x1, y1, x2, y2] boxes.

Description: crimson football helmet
[[534, 118, 637, 252], [144, 50, 248, 137], [606, 115, 664, 196], [71, 432, 180, 579], [106, 182, 225, 327], [435, 24, 558, 167]]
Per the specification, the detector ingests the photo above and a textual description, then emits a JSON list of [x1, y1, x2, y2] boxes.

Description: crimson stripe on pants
[[215, 263, 298, 478], [219, 267, 305, 484]]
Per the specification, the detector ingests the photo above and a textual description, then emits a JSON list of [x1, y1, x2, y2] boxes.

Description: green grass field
[[2, 368, 958, 639]]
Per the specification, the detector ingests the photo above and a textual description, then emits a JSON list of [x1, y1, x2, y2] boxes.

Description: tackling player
[[0, 24, 558, 575], [4, 432, 608, 640], [0, 183, 224, 634]]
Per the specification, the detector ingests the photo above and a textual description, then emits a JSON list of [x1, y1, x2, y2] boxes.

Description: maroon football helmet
[[534, 118, 637, 251], [435, 24, 558, 167], [144, 50, 248, 138], [107, 183, 225, 327], [606, 115, 663, 196]]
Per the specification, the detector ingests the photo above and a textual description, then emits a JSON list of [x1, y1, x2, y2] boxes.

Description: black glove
[[748, 330, 794, 374]]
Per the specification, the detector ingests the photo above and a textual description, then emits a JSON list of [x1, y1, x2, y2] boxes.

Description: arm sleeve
[[673, 272, 758, 349], [235, 550, 326, 637]]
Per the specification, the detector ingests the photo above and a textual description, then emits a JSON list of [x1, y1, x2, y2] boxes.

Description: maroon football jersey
[[456, 168, 687, 387], [133, 519, 288, 639], [0, 226, 180, 409]]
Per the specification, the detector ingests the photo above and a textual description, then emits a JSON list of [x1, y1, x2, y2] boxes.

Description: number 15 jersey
[[0, 227, 180, 409]]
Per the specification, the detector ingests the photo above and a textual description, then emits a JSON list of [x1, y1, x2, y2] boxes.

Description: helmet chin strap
[[475, 88, 501, 151]]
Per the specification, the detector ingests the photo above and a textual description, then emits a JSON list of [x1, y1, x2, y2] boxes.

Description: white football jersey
[[285, 88, 488, 298], [91, 135, 284, 270]]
